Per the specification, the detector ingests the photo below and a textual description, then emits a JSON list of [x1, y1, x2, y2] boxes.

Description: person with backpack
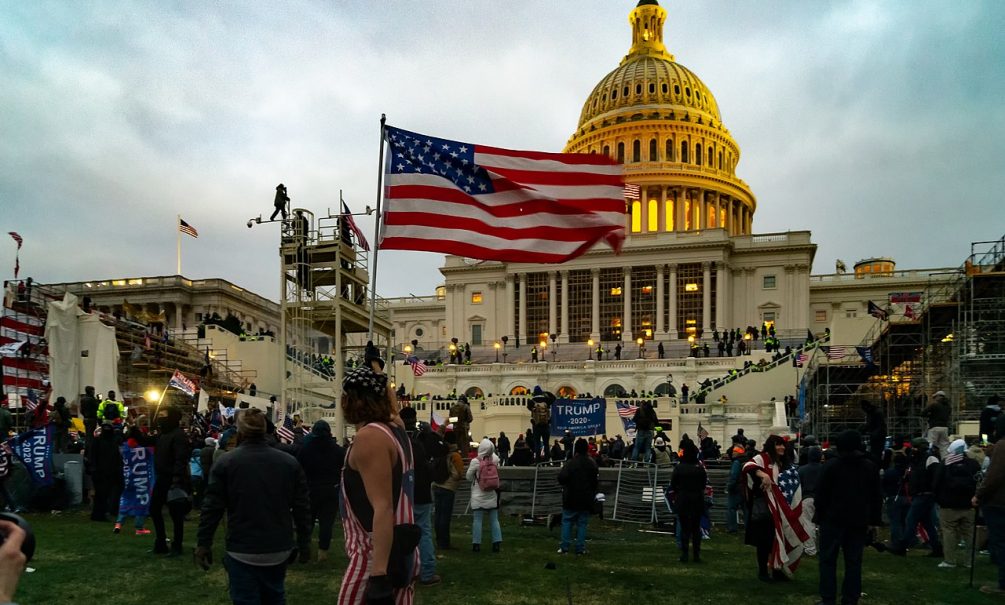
[[934, 438, 981, 569], [527, 389, 554, 462], [557, 438, 599, 555], [432, 430, 464, 551], [449, 396, 473, 458], [466, 438, 502, 552]]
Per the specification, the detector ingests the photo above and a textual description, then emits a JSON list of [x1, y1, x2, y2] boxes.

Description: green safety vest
[[98, 399, 125, 421]]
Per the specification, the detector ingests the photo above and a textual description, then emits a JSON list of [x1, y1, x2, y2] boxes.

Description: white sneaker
[[937, 561, 956, 568]]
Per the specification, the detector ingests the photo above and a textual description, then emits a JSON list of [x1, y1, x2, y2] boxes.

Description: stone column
[[548, 271, 557, 338], [175, 303, 183, 331], [668, 263, 678, 339], [715, 263, 725, 330], [559, 270, 569, 343], [702, 262, 711, 335], [518, 273, 527, 346], [591, 268, 600, 341], [676, 187, 687, 232], [623, 266, 633, 342], [660, 187, 668, 232], [505, 275, 515, 341], [656, 264, 665, 336], [698, 190, 707, 230]]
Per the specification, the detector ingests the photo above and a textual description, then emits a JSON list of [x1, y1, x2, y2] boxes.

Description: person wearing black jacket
[[147, 407, 191, 556], [631, 401, 658, 463], [814, 430, 882, 605], [557, 439, 599, 555], [296, 420, 345, 562], [196, 408, 311, 603], [860, 400, 887, 462], [889, 438, 942, 557], [400, 408, 440, 585], [933, 438, 981, 568], [90, 423, 123, 522], [671, 441, 708, 563]]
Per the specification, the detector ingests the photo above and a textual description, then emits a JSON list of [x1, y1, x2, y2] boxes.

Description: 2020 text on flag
[[380, 126, 626, 263]]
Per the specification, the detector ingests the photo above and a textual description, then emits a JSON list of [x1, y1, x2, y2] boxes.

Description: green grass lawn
[[14, 511, 1004, 604]]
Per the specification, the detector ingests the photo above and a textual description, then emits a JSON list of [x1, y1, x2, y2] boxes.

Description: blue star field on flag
[[386, 126, 494, 194], [778, 466, 801, 504]]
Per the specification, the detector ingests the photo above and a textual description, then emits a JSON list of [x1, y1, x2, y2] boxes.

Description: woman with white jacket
[[467, 438, 502, 552]]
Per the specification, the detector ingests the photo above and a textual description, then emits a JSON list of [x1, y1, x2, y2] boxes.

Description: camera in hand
[[0, 513, 35, 563]]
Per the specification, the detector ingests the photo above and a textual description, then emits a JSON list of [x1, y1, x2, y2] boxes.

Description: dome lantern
[[624, 0, 674, 65]]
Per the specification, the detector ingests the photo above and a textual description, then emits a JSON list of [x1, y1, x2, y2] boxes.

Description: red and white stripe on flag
[[623, 183, 640, 199], [380, 126, 626, 264], [412, 360, 427, 377]]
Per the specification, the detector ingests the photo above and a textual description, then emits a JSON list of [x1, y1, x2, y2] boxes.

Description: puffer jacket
[[466, 439, 500, 510]]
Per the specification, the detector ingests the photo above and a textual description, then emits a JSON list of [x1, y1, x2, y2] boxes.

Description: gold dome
[[564, 0, 756, 238]]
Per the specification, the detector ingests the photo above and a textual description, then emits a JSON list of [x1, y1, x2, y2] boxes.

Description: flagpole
[[367, 113, 387, 341], [176, 214, 182, 276], [153, 374, 173, 421]]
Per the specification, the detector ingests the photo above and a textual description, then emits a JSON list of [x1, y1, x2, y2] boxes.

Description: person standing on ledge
[[271, 183, 289, 221]]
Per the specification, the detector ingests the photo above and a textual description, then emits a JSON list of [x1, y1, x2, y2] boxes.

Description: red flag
[[904, 304, 917, 320], [380, 125, 625, 263]]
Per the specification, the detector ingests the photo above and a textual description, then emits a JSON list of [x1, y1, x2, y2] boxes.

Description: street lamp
[[144, 389, 160, 403], [448, 343, 457, 364], [587, 338, 594, 361], [637, 336, 644, 359], [494, 341, 501, 363]]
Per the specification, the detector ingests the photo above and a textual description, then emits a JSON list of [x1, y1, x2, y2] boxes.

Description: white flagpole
[[176, 214, 182, 275], [367, 113, 387, 340]]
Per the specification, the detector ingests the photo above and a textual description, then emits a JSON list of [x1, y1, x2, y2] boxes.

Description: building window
[[442, 326, 447, 337], [666, 139, 674, 161], [599, 268, 623, 341], [435, 286, 446, 300], [674, 84, 680, 95], [665, 199, 674, 231], [610, 287, 622, 296], [763, 275, 777, 289], [648, 83, 655, 94], [649, 138, 658, 161], [695, 144, 702, 166], [195, 313, 203, 321], [680, 141, 689, 163], [845, 309, 858, 319], [524, 273, 548, 342], [662, 83, 668, 94], [471, 291, 483, 304], [815, 310, 827, 323], [676, 263, 704, 337], [611, 88, 617, 100], [647, 199, 658, 232], [632, 139, 641, 163], [631, 201, 642, 232], [415, 327, 424, 337], [617, 142, 625, 163], [603, 144, 610, 157], [471, 324, 482, 345], [565, 269, 592, 343], [718, 151, 723, 170], [635, 84, 642, 95], [762, 311, 776, 323]]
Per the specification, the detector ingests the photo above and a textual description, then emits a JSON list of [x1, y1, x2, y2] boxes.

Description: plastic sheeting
[[45, 292, 81, 405], [78, 314, 120, 399]]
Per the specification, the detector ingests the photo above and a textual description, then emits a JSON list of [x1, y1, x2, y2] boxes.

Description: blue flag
[[119, 445, 156, 517], [10, 425, 54, 486], [856, 346, 875, 367], [549, 398, 606, 437]]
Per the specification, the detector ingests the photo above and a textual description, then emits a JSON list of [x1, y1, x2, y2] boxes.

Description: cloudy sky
[[2, 0, 1003, 301]]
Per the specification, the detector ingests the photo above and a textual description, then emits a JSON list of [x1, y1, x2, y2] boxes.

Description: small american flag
[[276, 412, 295, 443], [616, 402, 638, 418], [341, 200, 370, 251], [826, 346, 847, 360], [192, 411, 209, 434], [25, 389, 40, 413], [904, 304, 917, 320], [697, 423, 709, 441], [796, 352, 809, 367], [411, 359, 427, 377], [8, 232, 22, 249], [179, 218, 199, 238], [623, 183, 640, 199]]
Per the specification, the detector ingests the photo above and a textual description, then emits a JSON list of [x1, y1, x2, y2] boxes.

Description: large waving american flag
[[380, 126, 626, 263], [743, 453, 812, 578]]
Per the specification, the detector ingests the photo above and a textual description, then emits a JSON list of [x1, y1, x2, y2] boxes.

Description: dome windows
[[603, 145, 611, 158], [649, 138, 658, 161], [666, 139, 674, 161], [674, 84, 680, 95], [623, 86, 629, 97], [632, 139, 641, 163], [636, 84, 642, 95], [695, 144, 702, 166], [617, 142, 625, 163], [685, 87, 691, 97], [611, 88, 618, 100], [649, 83, 655, 94], [680, 141, 689, 163]]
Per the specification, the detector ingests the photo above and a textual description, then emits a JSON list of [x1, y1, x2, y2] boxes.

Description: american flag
[[825, 346, 847, 360], [25, 389, 40, 413], [179, 218, 199, 238], [8, 232, 21, 278], [868, 300, 888, 321], [167, 369, 197, 396], [616, 401, 638, 418], [276, 411, 295, 443], [192, 411, 209, 434], [697, 423, 709, 440], [743, 453, 811, 577], [341, 200, 370, 251], [408, 356, 427, 377], [380, 125, 626, 263], [904, 304, 917, 320], [8, 232, 22, 249], [796, 353, 808, 367], [623, 183, 640, 199]]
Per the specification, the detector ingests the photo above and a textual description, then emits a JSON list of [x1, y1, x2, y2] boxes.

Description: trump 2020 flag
[[168, 370, 197, 396], [380, 125, 626, 263], [9, 425, 54, 486]]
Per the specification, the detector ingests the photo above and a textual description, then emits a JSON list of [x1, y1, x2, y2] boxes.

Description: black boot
[[472, 543, 480, 552], [679, 550, 688, 563], [492, 542, 501, 553], [150, 540, 170, 555], [168, 543, 184, 558], [693, 547, 701, 563]]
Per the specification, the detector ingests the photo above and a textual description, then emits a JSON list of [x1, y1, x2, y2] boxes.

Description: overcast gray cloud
[[2, 0, 1003, 301]]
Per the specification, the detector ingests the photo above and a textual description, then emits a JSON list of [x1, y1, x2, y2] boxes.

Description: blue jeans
[[560, 509, 589, 554], [471, 508, 502, 545], [896, 493, 941, 552], [985, 505, 1005, 590], [223, 554, 287, 605], [414, 502, 437, 581], [886, 497, 909, 547], [115, 511, 147, 529], [433, 486, 456, 549], [633, 430, 654, 462], [818, 524, 866, 605]]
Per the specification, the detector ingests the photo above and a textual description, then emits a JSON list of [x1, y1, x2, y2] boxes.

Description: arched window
[[695, 144, 702, 166], [708, 146, 713, 166], [556, 385, 578, 399], [464, 386, 484, 399], [632, 140, 641, 163], [666, 139, 674, 161], [718, 151, 723, 170], [665, 199, 675, 231], [648, 83, 655, 94], [635, 84, 642, 95], [509, 385, 529, 396], [617, 142, 625, 163], [603, 144, 610, 158], [649, 138, 658, 161], [623, 86, 629, 97], [611, 88, 618, 100], [631, 200, 642, 233], [648, 199, 658, 231], [662, 83, 668, 94], [681, 141, 689, 163], [604, 384, 628, 398]]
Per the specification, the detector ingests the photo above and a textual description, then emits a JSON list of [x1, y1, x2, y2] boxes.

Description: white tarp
[[45, 292, 82, 405], [235, 393, 273, 412], [78, 314, 120, 399]]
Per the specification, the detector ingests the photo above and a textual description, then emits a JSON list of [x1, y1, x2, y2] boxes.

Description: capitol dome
[[565, 0, 756, 237]]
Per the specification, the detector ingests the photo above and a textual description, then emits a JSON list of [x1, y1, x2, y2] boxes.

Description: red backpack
[[477, 454, 500, 491]]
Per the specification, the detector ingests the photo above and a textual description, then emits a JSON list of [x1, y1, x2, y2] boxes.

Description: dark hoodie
[[670, 443, 708, 517], [558, 439, 599, 511], [297, 420, 345, 489], [154, 408, 191, 489], [813, 430, 882, 528]]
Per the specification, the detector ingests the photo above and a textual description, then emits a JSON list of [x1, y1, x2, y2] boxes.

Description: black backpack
[[939, 460, 979, 507], [431, 453, 451, 484]]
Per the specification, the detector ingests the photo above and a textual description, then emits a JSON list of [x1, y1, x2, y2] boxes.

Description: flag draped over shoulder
[[743, 453, 811, 577], [380, 125, 626, 263]]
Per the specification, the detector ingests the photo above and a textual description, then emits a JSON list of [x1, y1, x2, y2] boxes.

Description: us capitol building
[[381, 0, 955, 444]]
